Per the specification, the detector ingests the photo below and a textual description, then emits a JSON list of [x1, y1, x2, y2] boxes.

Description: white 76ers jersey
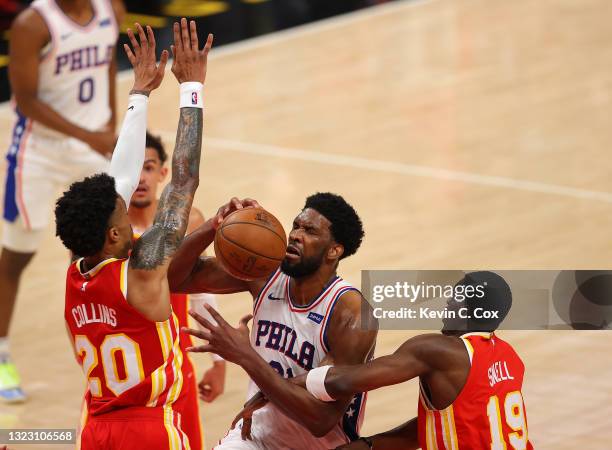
[[29, 0, 118, 138], [246, 269, 367, 450]]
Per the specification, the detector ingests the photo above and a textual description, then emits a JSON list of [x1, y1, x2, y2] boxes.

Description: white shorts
[[2, 116, 109, 252], [214, 421, 265, 450]]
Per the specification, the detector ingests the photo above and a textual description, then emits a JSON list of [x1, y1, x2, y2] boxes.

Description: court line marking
[[157, 131, 612, 203]]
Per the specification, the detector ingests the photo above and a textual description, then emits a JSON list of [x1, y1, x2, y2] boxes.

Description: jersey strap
[[253, 268, 283, 315]]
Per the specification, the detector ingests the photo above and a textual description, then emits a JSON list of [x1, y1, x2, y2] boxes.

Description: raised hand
[[183, 304, 253, 364], [210, 197, 262, 229], [171, 18, 213, 84], [198, 361, 226, 403], [124, 23, 169, 95]]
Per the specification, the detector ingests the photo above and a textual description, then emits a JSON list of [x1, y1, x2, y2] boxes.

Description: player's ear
[[328, 242, 344, 260], [107, 226, 121, 244], [159, 166, 168, 181]]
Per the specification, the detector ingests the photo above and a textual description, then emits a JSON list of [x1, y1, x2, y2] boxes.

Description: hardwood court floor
[[1, 0, 612, 448]]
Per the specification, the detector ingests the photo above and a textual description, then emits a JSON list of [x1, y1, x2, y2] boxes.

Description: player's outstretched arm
[[129, 19, 212, 321], [110, 24, 168, 206], [324, 333, 446, 399]]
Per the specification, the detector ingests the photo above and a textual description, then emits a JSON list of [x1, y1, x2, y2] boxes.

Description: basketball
[[214, 207, 287, 281]]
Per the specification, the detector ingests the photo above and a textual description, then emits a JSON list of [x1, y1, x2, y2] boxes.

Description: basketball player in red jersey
[[195, 271, 532, 450], [55, 19, 213, 449], [128, 131, 227, 449], [168, 195, 378, 449]]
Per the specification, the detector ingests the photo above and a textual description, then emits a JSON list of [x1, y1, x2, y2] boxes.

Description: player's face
[[110, 197, 134, 258], [441, 285, 469, 335], [281, 208, 333, 278], [130, 148, 168, 209]]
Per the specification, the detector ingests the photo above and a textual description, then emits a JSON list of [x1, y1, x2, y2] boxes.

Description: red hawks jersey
[[64, 258, 189, 420], [418, 332, 533, 450]]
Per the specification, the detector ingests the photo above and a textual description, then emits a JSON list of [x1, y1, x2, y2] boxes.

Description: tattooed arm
[[127, 19, 214, 322]]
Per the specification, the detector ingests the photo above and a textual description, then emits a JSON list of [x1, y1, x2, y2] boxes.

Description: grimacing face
[[130, 147, 168, 209], [281, 208, 333, 278]]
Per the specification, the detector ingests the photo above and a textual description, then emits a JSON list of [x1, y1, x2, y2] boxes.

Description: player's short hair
[[55, 173, 118, 257], [146, 131, 167, 164], [461, 271, 512, 332], [304, 192, 364, 259]]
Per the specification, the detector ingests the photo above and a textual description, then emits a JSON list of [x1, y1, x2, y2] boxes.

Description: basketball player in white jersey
[[0, 0, 124, 402], [168, 194, 378, 449]]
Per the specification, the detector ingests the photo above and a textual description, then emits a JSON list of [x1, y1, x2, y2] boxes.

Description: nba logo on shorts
[[191, 92, 198, 105]]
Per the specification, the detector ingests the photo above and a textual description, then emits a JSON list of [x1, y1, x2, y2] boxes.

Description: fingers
[[135, 23, 148, 53], [241, 417, 253, 441], [231, 411, 242, 429], [146, 25, 155, 51], [202, 33, 214, 56], [181, 326, 212, 341], [189, 20, 198, 51], [188, 308, 217, 331], [126, 28, 140, 57], [243, 198, 261, 209], [158, 49, 169, 73], [204, 303, 229, 327], [239, 314, 253, 329], [181, 17, 190, 51], [123, 43, 136, 66], [173, 21, 182, 51], [185, 344, 214, 353], [231, 197, 243, 209]]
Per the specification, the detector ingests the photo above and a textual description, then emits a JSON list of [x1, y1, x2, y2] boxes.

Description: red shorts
[[80, 406, 190, 450], [174, 355, 203, 450]]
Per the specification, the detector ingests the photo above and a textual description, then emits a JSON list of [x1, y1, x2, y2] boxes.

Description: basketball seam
[[221, 219, 287, 245], [215, 235, 254, 281], [219, 226, 285, 261]]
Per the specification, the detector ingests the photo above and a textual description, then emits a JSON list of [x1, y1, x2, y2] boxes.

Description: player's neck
[[56, 0, 93, 21], [82, 250, 116, 273], [128, 199, 159, 232], [289, 269, 337, 306]]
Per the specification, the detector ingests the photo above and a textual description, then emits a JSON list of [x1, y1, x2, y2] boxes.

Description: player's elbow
[[13, 92, 37, 117]]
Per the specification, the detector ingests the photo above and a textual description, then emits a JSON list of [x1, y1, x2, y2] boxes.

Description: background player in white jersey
[[168, 194, 378, 449], [0, 0, 124, 402]]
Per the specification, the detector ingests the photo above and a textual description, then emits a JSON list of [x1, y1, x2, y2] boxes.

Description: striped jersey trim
[[287, 276, 342, 312], [75, 257, 120, 279], [253, 269, 282, 316], [148, 319, 173, 407], [420, 387, 459, 450], [319, 286, 358, 353]]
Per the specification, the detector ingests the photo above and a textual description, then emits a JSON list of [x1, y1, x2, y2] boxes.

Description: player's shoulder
[[491, 333, 525, 365], [330, 287, 371, 324], [109, 0, 126, 24], [11, 6, 48, 36], [403, 333, 469, 369]]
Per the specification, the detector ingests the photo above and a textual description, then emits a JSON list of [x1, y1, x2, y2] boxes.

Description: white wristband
[[180, 82, 203, 109], [306, 365, 335, 402]]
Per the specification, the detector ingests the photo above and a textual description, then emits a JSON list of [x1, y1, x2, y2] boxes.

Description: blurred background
[[0, 0, 395, 102]]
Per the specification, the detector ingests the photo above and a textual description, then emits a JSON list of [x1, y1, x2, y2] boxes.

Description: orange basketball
[[214, 207, 287, 281]]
